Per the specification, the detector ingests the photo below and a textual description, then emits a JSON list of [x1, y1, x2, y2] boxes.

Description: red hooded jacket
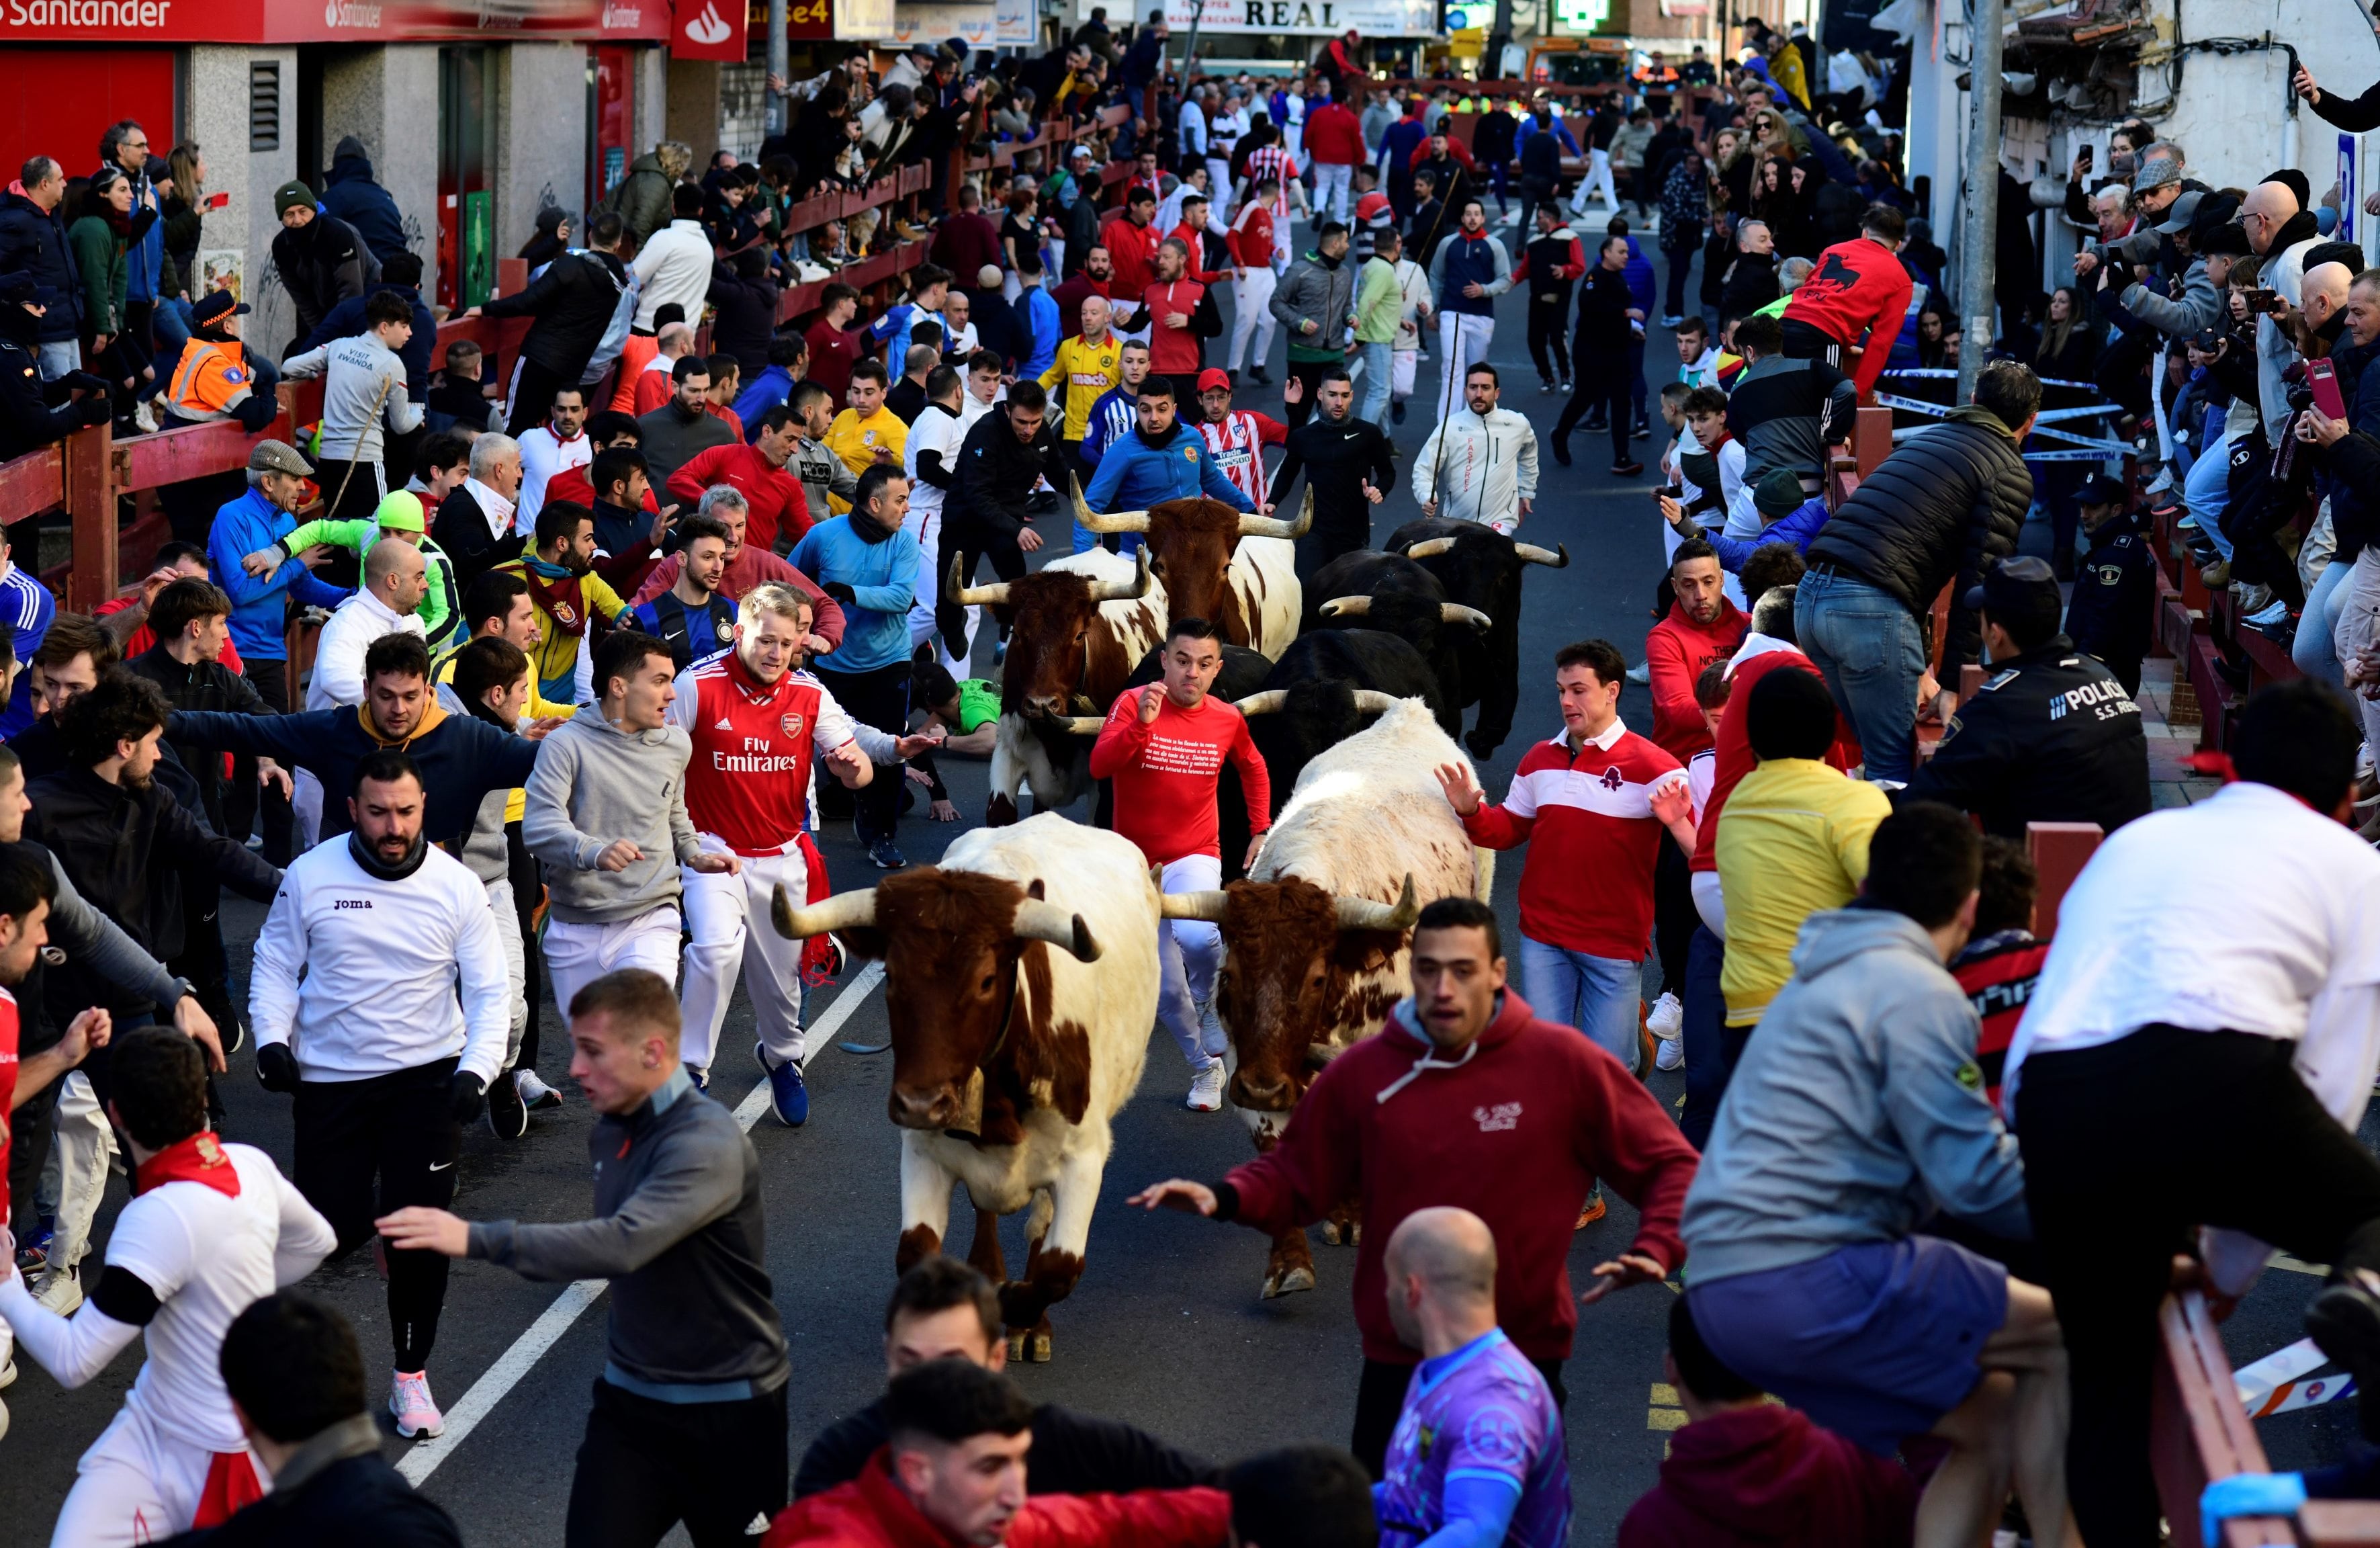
[[1646, 595, 1748, 759], [763, 1450, 1230, 1548], [1220, 990, 1699, 1364], [1303, 101, 1367, 166], [1616, 1404, 1917, 1548]]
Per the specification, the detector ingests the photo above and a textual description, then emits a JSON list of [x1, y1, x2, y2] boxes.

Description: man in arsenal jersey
[[0, 1026, 335, 1545], [1088, 618, 1271, 1112], [1194, 368, 1288, 510], [669, 584, 940, 1125]]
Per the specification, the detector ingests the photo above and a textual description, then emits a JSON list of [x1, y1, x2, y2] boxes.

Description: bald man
[[2243, 177, 2323, 440], [1374, 1208, 1572, 1548], [2303, 261, 2356, 338]]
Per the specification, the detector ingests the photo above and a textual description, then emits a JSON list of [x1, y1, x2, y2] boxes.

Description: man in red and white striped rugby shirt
[[1194, 369, 1289, 511]]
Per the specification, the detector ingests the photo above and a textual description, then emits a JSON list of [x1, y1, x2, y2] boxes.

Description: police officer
[[2062, 474, 2156, 695], [0, 271, 108, 461], [1900, 556, 2154, 838]]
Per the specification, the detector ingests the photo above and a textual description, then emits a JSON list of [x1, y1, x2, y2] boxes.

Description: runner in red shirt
[[1101, 194, 1163, 309], [1779, 206, 1916, 397], [1140, 240, 1217, 403], [664, 408, 812, 552], [1088, 618, 1271, 1111], [1194, 368, 1288, 509], [668, 584, 938, 1121]]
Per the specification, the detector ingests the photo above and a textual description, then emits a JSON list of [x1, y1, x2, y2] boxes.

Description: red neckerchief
[[135, 1131, 242, 1199], [525, 566, 592, 638], [2184, 759, 2334, 819]]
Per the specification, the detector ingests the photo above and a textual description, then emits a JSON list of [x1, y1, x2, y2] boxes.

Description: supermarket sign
[[0, 0, 670, 40], [1077, 0, 1436, 35]]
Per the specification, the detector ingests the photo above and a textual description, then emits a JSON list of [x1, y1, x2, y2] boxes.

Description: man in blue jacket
[[791, 463, 926, 871], [1083, 374, 1253, 519], [207, 439, 352, 862]]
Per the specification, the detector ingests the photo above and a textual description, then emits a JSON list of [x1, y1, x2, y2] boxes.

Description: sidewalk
[[2134, 656, 2221, 810]]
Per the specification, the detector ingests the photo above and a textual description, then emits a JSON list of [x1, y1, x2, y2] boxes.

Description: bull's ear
[[837, 926, 891, 961], [1027, 877, 1047, 900]]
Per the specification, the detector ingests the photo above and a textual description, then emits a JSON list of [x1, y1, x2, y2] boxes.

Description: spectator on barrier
[[269, 181, 373, 359], [764, 1359, 1230, 1547], [469, 212, 633, 437], [1617, 1297, 1919, 1548], [320, 136, 410, 269], [0, 158, 87, 382], [1722, 312, 1855, 508], [796, 1255, 1211, 1499], [0, 271, 108, 461], [1685, 802, 2074, 1548], [1777, 204, 1912, 396], [1896, 556, 2151, 838], [1795, 359, 2037, 785]]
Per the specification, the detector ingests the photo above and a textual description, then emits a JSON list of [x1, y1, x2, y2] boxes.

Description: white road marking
[[395, 960, 888, 1486]]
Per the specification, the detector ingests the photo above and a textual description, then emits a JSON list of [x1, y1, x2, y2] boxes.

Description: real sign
[[1077, 0, 1434, 36]]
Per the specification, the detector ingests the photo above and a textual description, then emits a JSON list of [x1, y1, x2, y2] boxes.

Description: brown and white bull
[[951, 547, 1166, 826], [1071, 483, 1309, 659], [1158, 697, 1491, 1299], [770, 812, 1159, 1361]]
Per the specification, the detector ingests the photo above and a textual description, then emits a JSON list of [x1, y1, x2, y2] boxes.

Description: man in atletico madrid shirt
[[667, 583, 940, 1123], [1778, 205, 1915, 398], [1088, 618, 1272, 1112], [1193, 368, 1288, 510]]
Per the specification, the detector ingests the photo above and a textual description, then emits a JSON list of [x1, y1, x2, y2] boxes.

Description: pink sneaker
[[389, 1369, 444, 1439]]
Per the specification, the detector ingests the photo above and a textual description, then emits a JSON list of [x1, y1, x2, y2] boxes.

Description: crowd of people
[[1, 11, 2379, 1548]]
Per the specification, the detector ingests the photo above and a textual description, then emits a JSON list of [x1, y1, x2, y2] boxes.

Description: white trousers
[[2336, 550, 2380, 755], [543, 906, 682, 1034], [906, 506, 973, 674], [485, 875, 528, 1068], [1393, 347, 1419, 400], [1573, 147, 1617, 212], [1206, 157, 1233, 200], [41, 1070, 112, 1285], [1435, 313, 1496, 423], [1315, 163, 1354, 224], [52, 1402, 261, 1548], [680, 839, 809, 1071], [1154, 853, 1225, 1070], [1229, 265, 1279, 372]]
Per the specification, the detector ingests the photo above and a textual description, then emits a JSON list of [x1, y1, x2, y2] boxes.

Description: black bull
[[1384, 518, 1570, 758]]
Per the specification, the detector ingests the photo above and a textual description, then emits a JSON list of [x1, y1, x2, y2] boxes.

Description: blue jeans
[[1795, 567, 1927, 785], [1677, 924, 1729, 1150], [2297, 554, 2352, 684], [1070, 523, 1143, 556], [2183, 426, 2235, 560], [1356, 339, 1392, 429], [1517, 935, 1642, 1074], [35, 341, 79, 382]]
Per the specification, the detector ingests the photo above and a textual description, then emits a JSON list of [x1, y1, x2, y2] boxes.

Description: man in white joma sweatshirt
[[247, 747, 508, 1445], [523, 626, 740, 1022], [278, 289, 425, 522], [1411, 361, 1540, 535]]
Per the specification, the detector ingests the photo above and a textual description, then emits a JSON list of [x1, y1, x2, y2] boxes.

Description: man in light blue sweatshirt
[[791, 462, 924, 870], [1680, 802, 2076, 1548]]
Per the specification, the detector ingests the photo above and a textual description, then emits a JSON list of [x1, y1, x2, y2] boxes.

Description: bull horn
[[772, 882, 878, 940], [950, 554, 1012, 608], [1333, 873, 1420, 933], [1233, 689, 1288, 716], [1058, 716, 1108, 735], [1071, 471, 1151, 533], [1513, 541, 1570, 568], [1350, 691, 1401, 715], [1404, 536, 1458, 559], [1440, 603, 1493, 632], [1158, 890, 1233, 922], [1319, 595, 1372, 618], [1090, 548, 1154, 603], [1014, 898, 1102, 962], [1237, 485, 1314, 540]]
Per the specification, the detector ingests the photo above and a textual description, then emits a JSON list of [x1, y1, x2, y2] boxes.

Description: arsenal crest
[[781, 712, 804, 738]]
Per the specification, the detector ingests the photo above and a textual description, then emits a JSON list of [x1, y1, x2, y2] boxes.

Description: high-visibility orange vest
[[165, 336, 257, 423]]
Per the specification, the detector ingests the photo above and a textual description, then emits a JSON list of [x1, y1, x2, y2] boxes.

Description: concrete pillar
[[319, 46, 441, 298], [186, 44, 300, 356], [492, 42, 591, 255], [667, 58, 723, 173], [635, 45, 672, 158]]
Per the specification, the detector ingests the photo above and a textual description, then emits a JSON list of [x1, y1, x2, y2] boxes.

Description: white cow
[[1073, 489, 1308, 659], [1161, 697, 1491, 1297], [772, 812, 1157, 1360]]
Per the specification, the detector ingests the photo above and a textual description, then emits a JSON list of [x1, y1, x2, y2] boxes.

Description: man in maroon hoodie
[[1132, 896, 1700, 1476], [1619, 1298, 1919, 1547]]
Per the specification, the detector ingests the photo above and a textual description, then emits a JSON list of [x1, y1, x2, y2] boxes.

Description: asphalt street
[[0, 230, 2366, 1546]]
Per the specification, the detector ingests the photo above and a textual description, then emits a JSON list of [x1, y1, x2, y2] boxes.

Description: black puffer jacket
[[479, 247, 629, 379], [1804, 406, 2033, 667], [0, 191, 84, 343]]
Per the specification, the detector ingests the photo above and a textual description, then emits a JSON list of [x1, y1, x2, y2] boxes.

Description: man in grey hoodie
[[523, 628, 739, 1024], [378, 965, 789, 1544], [1680, 803, 2078, 1548]]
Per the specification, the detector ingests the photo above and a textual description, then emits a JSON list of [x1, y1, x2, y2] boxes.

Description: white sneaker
[[515, 1069, 564, 1111], [34, 1265, 81, 1316], [1625, 662, 1651, 685], [1655, 1033, 1685, 1071], [0, 1357, 16, 1389], [1645, 992, 1683, 1041], [389, 1369, 445, 1439], [1186, 1060, 1226, 1112]]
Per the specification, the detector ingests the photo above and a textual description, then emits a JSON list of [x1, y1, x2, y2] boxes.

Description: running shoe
[[220, 1008, 246, 1056], [13, 1219, 49, 1276], [1655, 1033, 1685, 1072], [34, 1264, 81, 1316], [756, 1041, 809, 1127], [1575, 1189, 1607, 1230], [516, 1070, 564, 1111], [685, 1063, 710, 1092], [486, 1070, 528, 1140], [2309, 1269, 2380, 1440], [1612, 460, 1646, 478], [1186, 1060, 1225, 1112], [869, 838, 908, 870], [1625, 662, 1650, 685], [1646, 992, 1683, 1041], [0, 1356, 15, 1389], [390, 1370, 445, 1439]]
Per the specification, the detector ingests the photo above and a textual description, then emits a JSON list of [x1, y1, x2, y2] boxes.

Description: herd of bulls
[[766, 497, 1570, 1360]]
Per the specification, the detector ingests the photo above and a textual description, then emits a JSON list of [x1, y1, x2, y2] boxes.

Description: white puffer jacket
[[1412, 406, 1540, 533]]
